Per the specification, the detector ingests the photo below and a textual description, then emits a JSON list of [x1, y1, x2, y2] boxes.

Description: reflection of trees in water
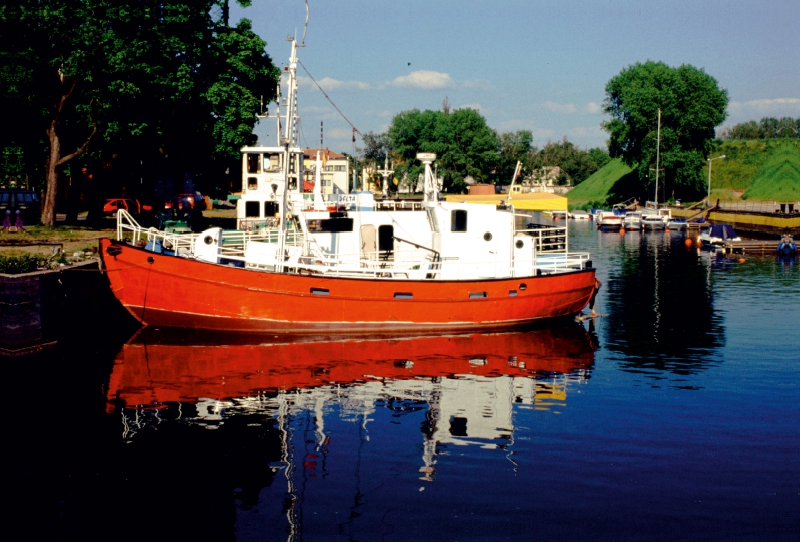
[[604, 234, 724, 375]]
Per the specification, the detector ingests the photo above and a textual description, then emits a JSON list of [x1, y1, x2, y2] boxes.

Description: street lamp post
[[707, 155, 726, 207]]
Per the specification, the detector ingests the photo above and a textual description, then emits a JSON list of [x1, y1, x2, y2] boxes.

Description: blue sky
[[231, 0, 800, 154]]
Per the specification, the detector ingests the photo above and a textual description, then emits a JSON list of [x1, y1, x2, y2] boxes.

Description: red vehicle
[[163, 192, 206, 211], [103, 198, 152, 216]]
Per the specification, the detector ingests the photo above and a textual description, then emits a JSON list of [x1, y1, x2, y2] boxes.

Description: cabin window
[[508, 290, 518, 297], [264, 202, 279, 217], [247, 177, 258, 190], [245, 201, 260, 217], [246, 153, 261, 174], [320, 217, 354, 232], [469, 291, 487, 299], [263, 154, 280, 172], [394, 292, 413, 299], [451, 210, 467, 232], [378, 225, 394, 253]]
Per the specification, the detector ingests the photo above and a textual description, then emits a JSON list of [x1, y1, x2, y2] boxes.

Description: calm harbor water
[[4, 218, 799, 541]]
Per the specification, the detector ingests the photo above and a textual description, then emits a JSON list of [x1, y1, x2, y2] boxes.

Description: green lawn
[[566, 159, 632, 209]]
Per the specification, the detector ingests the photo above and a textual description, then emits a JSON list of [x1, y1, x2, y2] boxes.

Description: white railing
[[517, 223, 568, 253], [717, 201, 800, 214], [116, 210, 589, 279]]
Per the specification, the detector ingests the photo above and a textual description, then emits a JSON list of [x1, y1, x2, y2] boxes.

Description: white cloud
[[298, 75, 369, 91], [584, 102, 603, 114], [388, 70, 454, 89], [541, 101, 577, 114], [728, 97, 800, 113]]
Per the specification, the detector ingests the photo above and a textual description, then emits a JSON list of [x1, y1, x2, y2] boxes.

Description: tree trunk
[[39, 78, 95, 226], [41, 121, 61, 226]]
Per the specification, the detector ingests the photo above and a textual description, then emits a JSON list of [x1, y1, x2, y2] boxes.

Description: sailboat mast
[[655, 108, 661, 207]]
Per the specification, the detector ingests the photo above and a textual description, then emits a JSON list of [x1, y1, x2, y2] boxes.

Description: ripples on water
[[4, 218, 799, 541]]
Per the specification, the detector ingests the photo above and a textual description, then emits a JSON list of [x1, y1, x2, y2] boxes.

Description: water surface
[[4, 219, 798, 541]]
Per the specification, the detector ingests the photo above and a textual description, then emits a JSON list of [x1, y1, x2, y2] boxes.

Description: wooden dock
[[710, 240, 781, 256]]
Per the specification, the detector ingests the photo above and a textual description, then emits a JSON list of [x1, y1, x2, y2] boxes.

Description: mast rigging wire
[[297, 59, 362, 141]]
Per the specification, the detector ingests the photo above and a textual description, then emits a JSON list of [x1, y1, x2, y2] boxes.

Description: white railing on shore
[[717, 201, 800, 214]]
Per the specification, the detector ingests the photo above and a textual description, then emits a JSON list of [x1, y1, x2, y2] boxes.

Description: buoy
[[739, 258, 746, 263], [619, 228, 625, 234], [685, 238, 693, 247]]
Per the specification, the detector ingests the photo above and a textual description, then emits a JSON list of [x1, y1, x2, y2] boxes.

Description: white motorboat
[[623, 211, 642, 230]]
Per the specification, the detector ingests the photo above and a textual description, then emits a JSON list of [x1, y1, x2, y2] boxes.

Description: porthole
[[204, 235, 214, 245], [515, 240, 524, 249], [483, 232, 493, 242], [519, 283, 527, 291]]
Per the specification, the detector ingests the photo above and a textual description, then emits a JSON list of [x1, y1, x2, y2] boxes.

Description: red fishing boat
[[100, 36, 596, 333]]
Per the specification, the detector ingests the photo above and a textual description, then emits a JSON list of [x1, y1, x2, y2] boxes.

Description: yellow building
[[303, 148, 350, 196]]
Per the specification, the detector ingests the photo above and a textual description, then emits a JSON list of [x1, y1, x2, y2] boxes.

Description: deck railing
[[116, 210, 590, 279], [517, 223, 568, 253]]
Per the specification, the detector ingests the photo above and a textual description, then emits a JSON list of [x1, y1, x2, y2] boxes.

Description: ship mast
[[654, 108, 661, 208], [277, 4, 308, 272]]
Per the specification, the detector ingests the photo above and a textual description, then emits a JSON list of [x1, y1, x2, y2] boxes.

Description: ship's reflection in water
[[106, 323, 596, 540]]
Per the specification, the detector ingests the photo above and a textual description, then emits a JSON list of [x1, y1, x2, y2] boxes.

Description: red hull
[[107, 326, 596, 409], [100, 238, 595, 333]]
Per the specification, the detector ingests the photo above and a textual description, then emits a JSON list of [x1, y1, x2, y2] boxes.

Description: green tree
[[388, 107, 499, 192], [359, 131, 392, 165], [603, 61, 728, 199], [1, 1, 279, 225], [497, 130, 534, 184]]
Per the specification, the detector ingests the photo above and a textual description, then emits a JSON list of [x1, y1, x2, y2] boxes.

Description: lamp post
[[707, 155, 725, 207]]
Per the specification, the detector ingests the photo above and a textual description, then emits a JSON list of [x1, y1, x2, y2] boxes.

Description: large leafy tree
[[497, 130, 534, 184], [603, 61, 728, 199], [1, 1, 279, 225], [388, 108, 499, 192]]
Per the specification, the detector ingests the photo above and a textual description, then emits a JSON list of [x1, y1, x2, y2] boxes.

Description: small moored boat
[[666, 217, 688, 231], [596, 211, 623, 231], [698, 223, 740, 249], [641, 214, 666, 230]]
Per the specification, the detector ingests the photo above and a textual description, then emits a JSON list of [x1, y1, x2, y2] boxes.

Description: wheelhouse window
[[263, 154, 280, 172], [264, 201, 279, 217], [451, 210, 468, 232], [247, 177, 258, 190], [319, 217, 354, 232], [246, 153, 261, 174], [245, 201, 260, 217]]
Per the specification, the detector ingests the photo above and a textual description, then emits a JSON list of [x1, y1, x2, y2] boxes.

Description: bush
[[0, 254, 47, 274]]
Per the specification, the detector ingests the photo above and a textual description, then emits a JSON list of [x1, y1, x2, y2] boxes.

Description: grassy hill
[[567, 139, 800, 208], [566, 159, 634, 209]]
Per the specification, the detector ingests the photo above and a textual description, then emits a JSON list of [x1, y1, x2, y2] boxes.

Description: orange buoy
[[739, 258, 746, 263], [684, 238, 693, 247], [619, 228, 625, 234]]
